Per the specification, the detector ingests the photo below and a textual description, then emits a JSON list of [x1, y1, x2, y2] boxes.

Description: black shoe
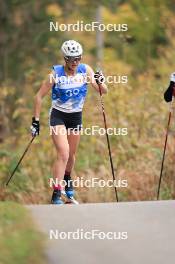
[[51, 190, 64, 205]]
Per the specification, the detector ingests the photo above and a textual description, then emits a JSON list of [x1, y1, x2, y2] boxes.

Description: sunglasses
[[64, 56, 82, 62]]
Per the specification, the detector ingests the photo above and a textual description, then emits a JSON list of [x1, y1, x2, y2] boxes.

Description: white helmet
[[61, 40, 83, 57], [170, 72, 175, 82]]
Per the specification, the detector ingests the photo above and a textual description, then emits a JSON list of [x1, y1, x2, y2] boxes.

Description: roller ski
[[61, 189, 79, 205]]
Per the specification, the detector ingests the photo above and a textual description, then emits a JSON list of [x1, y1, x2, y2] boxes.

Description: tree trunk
[[96, 6, 104, 67]]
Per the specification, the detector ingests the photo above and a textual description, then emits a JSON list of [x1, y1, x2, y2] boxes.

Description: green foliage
[[0, 202, 46, 264], [0, 0, 175, 203], [105, 0, 168, 70]]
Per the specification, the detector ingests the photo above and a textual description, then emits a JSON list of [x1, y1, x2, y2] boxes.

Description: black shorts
[[49, 108, 82, 130]]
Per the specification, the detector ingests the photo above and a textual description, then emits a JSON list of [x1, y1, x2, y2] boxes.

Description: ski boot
[[51, 189, 64, 205], [62, 188, 79, 204]]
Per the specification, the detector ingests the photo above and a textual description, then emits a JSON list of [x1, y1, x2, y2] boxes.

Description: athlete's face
[[64, 56, 82, 70]]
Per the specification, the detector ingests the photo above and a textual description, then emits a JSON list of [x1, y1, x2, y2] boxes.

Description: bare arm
[[86, 65, 108, 94], [34, 72, 54, 119]]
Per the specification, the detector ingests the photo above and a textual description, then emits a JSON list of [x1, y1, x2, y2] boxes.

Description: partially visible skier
[[164, 72, 175, 102]]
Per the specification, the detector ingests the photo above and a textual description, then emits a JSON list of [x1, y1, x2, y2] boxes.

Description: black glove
[[94, 71, 105, 84], [164, 72, 175, 102], [31, 117, 40, 136], [164, 82, 174, 102]]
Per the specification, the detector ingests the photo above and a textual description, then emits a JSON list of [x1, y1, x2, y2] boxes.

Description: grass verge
[[0, 201, 46, 264]]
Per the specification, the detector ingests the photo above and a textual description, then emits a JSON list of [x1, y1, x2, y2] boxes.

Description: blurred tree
[[96, 6, 104, 65]]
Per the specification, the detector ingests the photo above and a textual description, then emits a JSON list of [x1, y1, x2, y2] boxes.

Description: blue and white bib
[[51, 64, 88, 113]]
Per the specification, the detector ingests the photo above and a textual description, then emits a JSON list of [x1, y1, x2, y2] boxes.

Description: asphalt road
[[28, 200, 175, 264]]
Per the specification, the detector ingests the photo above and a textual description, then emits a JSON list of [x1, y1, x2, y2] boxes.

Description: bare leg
[[51, 125, 69, 185], [66, 131, 81, 173]]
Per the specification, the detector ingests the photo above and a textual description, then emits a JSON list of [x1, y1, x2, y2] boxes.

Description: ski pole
[[97, 73, 119, 202], [6, 136, 35, 186], [157, 92, 175, 200]]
